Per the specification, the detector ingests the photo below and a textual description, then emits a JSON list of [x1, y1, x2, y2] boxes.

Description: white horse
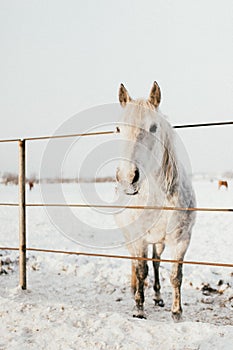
[[115, 82, 196, 320]]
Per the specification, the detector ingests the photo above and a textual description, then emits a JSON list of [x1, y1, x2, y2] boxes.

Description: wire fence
[[0, 246, 233, 268], [0, 120, 233, 143], [173, 120, 233, 129], [0, 119, 233, 289], [0, 202, 233, 212]]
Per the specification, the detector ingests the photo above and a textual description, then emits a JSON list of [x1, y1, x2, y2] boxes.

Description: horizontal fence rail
[[0, 131, 115, 143], [0, 202, 233, 213], [24, 130, 116, 141], [0, 246, 233, 268], [0, 138, 21, 143], [0, 120, 232, 143], [173, 121, 233, 129]]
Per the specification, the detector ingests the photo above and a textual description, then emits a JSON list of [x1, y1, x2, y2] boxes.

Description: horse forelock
[[134, 98, 155, 110], [122, 98, 158, 129], [121, 98, 175, 154]]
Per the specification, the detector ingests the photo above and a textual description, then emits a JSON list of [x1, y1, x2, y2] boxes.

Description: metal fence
[[1, 120, 233, 290]]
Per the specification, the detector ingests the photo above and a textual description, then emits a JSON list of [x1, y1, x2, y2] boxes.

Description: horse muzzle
[[116, 166, 140, 196], [125, 188, 139, 196], [117, 182, 139, 196]]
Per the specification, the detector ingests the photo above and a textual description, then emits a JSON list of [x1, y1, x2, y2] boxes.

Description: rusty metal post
[[18, 139, 26, 289]]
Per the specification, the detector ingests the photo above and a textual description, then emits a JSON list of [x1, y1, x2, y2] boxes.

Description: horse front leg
[[170, 261, 183, 321], [133, 248, 148, 319], [131, 261, 137, 294], [170, 236, 191, 321], [152, 242, 165, 307]]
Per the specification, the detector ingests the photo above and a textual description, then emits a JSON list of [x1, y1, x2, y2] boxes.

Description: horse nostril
[[132, 167, 139, 184]]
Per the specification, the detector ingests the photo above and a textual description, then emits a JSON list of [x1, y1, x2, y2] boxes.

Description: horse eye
[[149, 124, 157, 133]]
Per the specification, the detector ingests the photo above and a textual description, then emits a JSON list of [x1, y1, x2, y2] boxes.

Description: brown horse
[[28, 181, 34, 191], [218, 180, 228, 190]]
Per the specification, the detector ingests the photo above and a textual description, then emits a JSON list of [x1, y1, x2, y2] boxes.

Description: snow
[[0, 179, 233, 349]]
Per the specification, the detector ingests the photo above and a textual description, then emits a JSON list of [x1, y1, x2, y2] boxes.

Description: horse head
[[116, 82, 177, 197]]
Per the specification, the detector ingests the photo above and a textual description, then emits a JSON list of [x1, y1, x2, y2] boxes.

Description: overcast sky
[[0, 0, 233, 176]]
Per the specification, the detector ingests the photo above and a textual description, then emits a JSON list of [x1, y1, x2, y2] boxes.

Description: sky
[[0, 0, 233, 177]]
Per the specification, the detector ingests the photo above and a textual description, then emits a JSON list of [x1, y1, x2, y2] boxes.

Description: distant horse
[[28, 181, 34, 191], [115, 82, 196, 320], [218, 180, 228, 190]]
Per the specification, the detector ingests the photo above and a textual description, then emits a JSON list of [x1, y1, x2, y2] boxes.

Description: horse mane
[[159, 116, 178, 197], [161, 133, 178, 196]]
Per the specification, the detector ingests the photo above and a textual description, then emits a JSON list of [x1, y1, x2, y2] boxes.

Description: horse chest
[[145, 214, 168, 243], [115, 208, 169, 244]]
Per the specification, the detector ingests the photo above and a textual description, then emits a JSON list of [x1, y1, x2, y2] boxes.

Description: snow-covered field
[[0, 180, 233, 349]]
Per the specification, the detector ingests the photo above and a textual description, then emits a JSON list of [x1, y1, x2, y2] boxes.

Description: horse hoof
[[133, 313, 147, 319], [154, 299, 165, 307], [133, 309, 147, 319], [172, 312, 182, 322]]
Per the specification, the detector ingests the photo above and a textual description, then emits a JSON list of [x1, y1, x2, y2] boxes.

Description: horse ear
[[148, 81, 161, 108], [119, 84, 132, 107]]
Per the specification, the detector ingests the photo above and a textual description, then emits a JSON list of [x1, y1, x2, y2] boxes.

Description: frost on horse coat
[[114, 82, 196, 320]]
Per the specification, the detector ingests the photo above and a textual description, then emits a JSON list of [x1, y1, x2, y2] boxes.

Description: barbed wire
[[0, 246, 232, 268]]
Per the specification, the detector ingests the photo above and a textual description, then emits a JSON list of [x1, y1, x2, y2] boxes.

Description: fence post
[[18, 139, 26, 289]]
